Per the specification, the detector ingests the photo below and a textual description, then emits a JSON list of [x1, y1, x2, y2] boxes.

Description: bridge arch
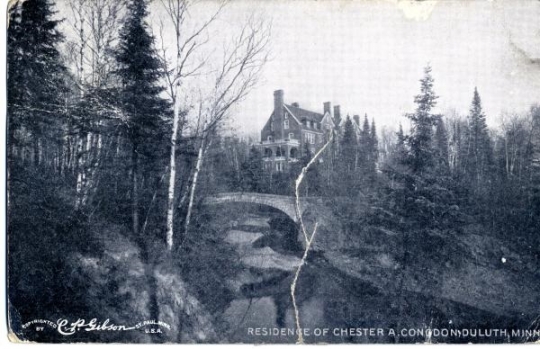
[[203, 192, 337, 251], [202, 192, 307, 223]]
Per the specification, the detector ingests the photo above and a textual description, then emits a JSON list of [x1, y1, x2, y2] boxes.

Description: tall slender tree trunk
[[184, 135, 208, 238], [81, 129, 104, 206], [75, 134, 86, 209], [166, 90, 182, 250]]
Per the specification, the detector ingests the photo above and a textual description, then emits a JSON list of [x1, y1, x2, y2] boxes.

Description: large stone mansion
[[257, 89, 364, 172]]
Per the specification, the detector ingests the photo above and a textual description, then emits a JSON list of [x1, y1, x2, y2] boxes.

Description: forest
[[7, 0, 540, 344]]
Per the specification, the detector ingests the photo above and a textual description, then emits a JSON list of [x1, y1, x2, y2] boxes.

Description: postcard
[[6, 0, 540, 344]]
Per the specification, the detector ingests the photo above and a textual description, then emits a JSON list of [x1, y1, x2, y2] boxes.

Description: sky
[[168, 0, 540, 137], [58, 0, 540, 137]]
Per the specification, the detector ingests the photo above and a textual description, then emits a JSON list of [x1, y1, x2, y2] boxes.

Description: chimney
[[291, 102, 299, 107], [274, 90, 284, 120], [353, 114, 360, 125], [333, 105, 341, 124], [323, 101, 331, 116]]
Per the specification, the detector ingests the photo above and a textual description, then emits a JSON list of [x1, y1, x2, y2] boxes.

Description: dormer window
[[284, 119, 289, 130]]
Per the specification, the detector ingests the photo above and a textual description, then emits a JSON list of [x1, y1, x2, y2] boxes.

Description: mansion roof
[[284, 104, 324, 123]]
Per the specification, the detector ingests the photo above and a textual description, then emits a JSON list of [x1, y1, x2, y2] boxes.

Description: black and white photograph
[[5, 0, 540, 344]]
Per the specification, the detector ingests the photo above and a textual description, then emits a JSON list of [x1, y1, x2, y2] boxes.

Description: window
[[276, 162, 283, 172], [290, 148, 298, 158], [305, 133, 315, 144], [289, 132, 294, 139], [284, 113, 289, 119], [267, 135, 273, 142], [270, 121, 274, 131], [284, 119, 289, 130]]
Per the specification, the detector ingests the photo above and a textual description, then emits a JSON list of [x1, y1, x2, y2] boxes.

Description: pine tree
[[370, 118, 379, 162], [405, 65, 440, 174], [7, 0, 68, 164], [116, 0, 170, 237], [241, 146, 264, 192], [465, 87, 493, 189], [358, 115, 370, 170], [337, 116, 358, 196], [340, 116, 358, 172], [434, 118, 450, 173], [397, 66, 463, 231], [388, 66, 462, 322], [400, 65, 458, 228], [116, 0, 169, 158], [370, 118, 379, 176], [114, 0, 171, 330]]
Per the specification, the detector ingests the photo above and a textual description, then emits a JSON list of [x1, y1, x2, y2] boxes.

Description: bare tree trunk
[[81, 129, 104, 206], [75, 135, 85, 209], [166, 90, 182, 250], [159, 0, 225, 250], [184, 136, 208, 238]]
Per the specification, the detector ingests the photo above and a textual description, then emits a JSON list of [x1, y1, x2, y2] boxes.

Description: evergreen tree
[[241, 146, 264, 192], [358, 115, 371, 171], [405, 65, 440, 174], [7, 0, 68, 163], [383, 123, 407, 177], [370, 118, 379, 163], [116, 0, 169, 159], [362, 114, 370, 137], [340, 116, 358, 172], [116, 0, 170, 233], [434, 118, 450, 173], [114, 0, 171, 329], [386, 66, 462, 322], [464, 87, 493, 189], [338, 116, 358, 196], [369, 118, 379, 176], [399, 65, 458, 229]]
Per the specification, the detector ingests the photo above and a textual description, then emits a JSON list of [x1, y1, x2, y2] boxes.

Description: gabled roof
[[285, 104, 324, 123]]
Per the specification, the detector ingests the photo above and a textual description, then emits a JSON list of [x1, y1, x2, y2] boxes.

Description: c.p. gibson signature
[[22, 318, 171, 336]]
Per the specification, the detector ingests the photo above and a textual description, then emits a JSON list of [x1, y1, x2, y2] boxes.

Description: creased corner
[[7, 0, 22, 28], [7, 330, 30, 344]]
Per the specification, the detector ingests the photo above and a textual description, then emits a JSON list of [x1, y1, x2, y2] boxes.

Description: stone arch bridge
[[202, 192, 324, 223], [202, 192, 340, 250]]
